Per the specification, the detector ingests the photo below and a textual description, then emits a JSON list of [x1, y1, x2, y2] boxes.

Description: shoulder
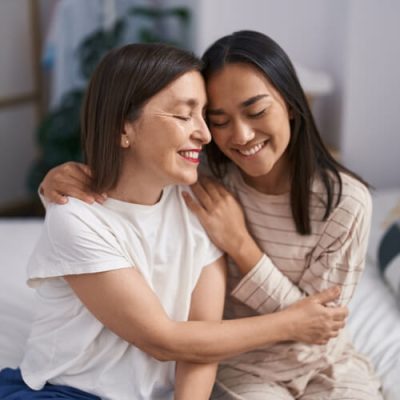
[[45, 198, 113, 243], [173, 185, 205, 231], [174, 184, 223, 245], [323, 173, 372, 237], [312, 172, 371, 216], [337, 172, 372, 217]]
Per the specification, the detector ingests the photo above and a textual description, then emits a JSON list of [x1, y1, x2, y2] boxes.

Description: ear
[[120, 121, 136, 148], [120, 134, 130, 148]]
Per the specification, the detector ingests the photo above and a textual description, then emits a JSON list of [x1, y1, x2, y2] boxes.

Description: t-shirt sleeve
[[27, 200, 132, 287], [201, 238, 224, 269]]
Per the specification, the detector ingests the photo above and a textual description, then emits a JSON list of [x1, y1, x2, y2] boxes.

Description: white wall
[[193, 0, 350, 160], [341, 0, 400, 188], [192, 0, 400, 189]]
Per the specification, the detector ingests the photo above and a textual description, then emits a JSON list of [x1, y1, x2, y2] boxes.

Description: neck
[[241, 155, 291, 195], [108, 164, 164, 206]]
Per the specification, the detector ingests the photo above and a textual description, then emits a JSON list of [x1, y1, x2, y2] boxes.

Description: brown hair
[[81, 43, 202, 192]]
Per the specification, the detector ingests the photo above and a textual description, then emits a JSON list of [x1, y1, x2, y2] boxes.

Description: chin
[[239, 164, 274, 178], [174, 171, 198, 186]]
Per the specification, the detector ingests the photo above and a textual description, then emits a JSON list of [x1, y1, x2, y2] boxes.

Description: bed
[[0, 190, 399, 399]]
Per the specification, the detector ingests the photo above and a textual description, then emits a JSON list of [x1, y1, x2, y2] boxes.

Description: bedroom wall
[[193, 0, 349, 151], [191, 0, 400, 189], [341, 0, 400, 189], [0, 0, 398, 210]]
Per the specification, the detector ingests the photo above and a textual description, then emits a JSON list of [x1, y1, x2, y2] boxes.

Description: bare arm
[[65, 263, 346, 364], [174, 258, 226, 399], [40, 162, 105, 204]]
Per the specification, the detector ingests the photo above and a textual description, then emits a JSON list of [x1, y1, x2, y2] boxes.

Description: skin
[[114, 70, 210, 205], [40, 68, 348, 399], [185, 62, 295, 273], [64, 71, 222, 399], [206, 63, 292, 195]]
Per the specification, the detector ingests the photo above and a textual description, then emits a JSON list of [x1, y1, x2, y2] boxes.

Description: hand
[[285, 287, 348, 345], [183, 177, 249, 254], [39, 162, 106, 204], [183, 177, 263, 271]]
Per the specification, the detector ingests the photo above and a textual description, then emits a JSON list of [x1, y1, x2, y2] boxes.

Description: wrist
[[276, 308, 297, 342], [229, 232, 263, 275]]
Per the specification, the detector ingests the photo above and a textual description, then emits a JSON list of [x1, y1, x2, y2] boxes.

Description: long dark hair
[[82, 43, 202, 193], [202, 30, 368, 235]]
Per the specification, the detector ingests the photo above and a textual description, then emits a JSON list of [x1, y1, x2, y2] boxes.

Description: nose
[[193, 116, 212, 145], [230, 119, 255, 146]]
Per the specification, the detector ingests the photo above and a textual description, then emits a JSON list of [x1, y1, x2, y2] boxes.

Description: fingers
[[200, 176, 224, 199], [46, 190, 69, 205], [311, 286, 340, 305], [332, 319, 346, 331], [61, 164, 92, 187], [330, 306, 349, 321], [59, 173, 107, 204], [40, 162, 106, 205], [191, 176, 235, 212], [182, 191, 207, 220], [75, 162, 92, 178], [190, 182, 214, 211]]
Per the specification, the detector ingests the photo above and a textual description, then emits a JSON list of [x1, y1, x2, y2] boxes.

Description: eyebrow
[[207, 94, 269, 115], [170, 98, 203, 108], [241, 94, 269, 107]]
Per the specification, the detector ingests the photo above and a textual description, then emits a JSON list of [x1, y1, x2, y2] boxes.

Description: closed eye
[[174, 115, 191, 121], [208, 121, 228, 128], [248, 109, 266, 118], [208, 119, 229, 128]]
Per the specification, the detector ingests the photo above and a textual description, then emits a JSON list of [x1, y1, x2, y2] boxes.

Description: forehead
[[206, 63, 278, 106], [147, 70, 207, 109]]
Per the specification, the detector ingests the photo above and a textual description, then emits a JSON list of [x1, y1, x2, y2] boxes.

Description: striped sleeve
[[231, 186, 372, 313], [299, 191, 372, 305], [231, 253, 304, 313]]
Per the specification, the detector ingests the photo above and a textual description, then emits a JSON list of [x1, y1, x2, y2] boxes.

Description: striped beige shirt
[[220, 165, 372, 381]]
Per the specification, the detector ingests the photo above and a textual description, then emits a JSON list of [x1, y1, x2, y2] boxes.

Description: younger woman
[[186, 31, 382, 399]]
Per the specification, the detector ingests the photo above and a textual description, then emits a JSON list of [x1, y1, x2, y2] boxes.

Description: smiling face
[[206, 62, 292, 193], [123, 70, 210, 191]]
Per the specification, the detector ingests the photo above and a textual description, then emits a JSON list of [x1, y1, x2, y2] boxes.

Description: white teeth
[[180, 151, 199, 159], [238, 142, 265, 156]]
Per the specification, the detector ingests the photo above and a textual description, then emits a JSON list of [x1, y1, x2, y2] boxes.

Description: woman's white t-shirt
[[20, 185, 222, 400]]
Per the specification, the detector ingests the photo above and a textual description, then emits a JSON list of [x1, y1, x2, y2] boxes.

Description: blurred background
[[0, 0, 399, 217]]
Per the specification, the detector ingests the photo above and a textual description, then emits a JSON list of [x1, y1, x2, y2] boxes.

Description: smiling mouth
[[236, 141, 267, 157], [178, 150, 201, 164]]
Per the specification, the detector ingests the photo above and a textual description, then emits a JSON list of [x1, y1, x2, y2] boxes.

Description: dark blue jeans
[[0, 368, 101, 399]]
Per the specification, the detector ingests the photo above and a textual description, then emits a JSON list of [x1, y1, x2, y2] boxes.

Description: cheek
[[211, 130, 229, 151], [268, 115, 291, 145]]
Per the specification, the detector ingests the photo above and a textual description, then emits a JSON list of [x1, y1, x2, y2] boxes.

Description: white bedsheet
[[0, 219, 41, 369], [349, 257, 400, 400], [0, 215, 399, 399]]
